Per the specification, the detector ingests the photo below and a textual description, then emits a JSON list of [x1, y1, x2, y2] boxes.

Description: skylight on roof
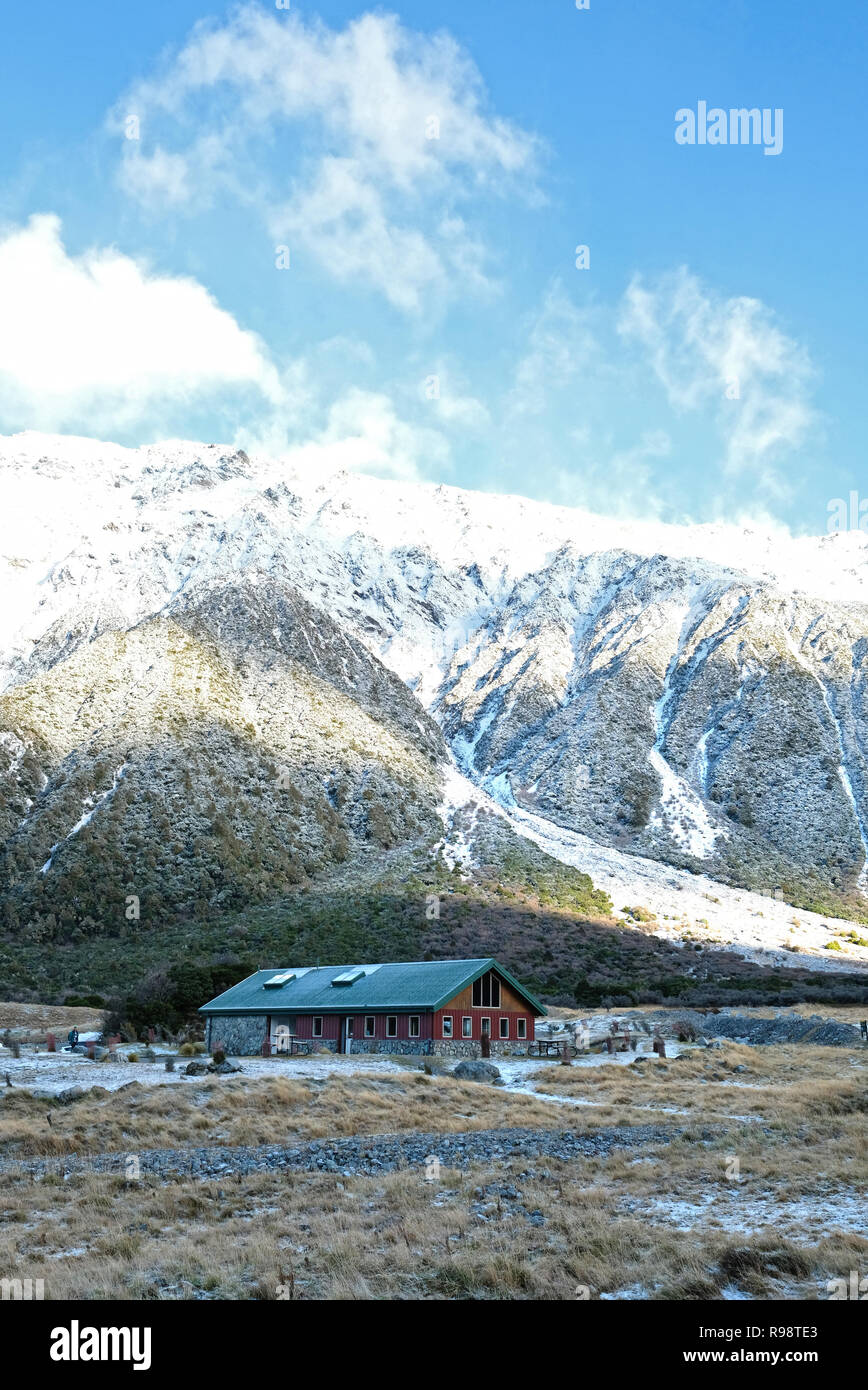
[[264, 972, 296, 988], [331, 968, 366, 986]]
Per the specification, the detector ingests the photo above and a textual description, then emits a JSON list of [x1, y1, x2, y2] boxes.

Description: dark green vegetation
[[2, 834, 865, 1031]]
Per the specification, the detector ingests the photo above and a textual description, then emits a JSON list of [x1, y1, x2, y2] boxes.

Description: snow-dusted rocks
[[2, 431, 868, 952]]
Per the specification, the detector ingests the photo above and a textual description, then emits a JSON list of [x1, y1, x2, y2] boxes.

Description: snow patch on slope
[[435, 760, 868, 975], [40, 762, 128, 874]]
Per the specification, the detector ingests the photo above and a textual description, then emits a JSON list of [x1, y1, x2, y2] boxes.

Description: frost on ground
[[0, 1048, 411, 1098], [620, 1190, 867, 1240]]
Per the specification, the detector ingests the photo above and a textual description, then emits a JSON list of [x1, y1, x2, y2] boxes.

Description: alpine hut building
[[200, 957, 546, 1057]]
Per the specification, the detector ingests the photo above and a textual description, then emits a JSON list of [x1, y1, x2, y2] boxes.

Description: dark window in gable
[[472, 971, 501, 1007]]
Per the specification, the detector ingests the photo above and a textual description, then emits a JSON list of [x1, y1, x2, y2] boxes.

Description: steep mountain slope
[[2, 431, 868, 979], [439, 553, 868, 911], [0, 577, 445, 938]]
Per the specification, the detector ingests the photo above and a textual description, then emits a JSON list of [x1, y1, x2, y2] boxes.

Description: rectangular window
[[462, 1017, 472, 1038], [517, 1018, 527, 1039], [442, 1016, 453, 1037], [364, 1016, 376, 1038], [472, 971, 501, 1007], [386, 1016, 398, 1038], [409, 1016, 420, 1038], [481, 1017, 491, 1036], [312, 1016, 323, 1038], [499, 1017, 509, 1038]]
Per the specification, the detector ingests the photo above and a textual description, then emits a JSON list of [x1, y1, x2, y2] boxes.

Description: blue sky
[[0, 0, 864, 533]]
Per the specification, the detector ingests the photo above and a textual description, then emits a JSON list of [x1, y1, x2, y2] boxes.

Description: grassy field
[[1, 1038, 865, 1301]]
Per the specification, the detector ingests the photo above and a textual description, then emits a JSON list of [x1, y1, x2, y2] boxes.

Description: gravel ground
[[0, 1123, 681, 1181], [653, 1010, 862, 1046]]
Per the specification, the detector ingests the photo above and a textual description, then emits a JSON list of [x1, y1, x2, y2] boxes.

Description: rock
[[56, 1086, 88, 1104], [209, 1060, 242, 1075], [184, 1061, 210, 1076], [451, 1060, 502, 1084]]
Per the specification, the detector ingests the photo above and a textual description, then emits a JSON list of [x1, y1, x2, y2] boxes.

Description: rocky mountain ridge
[[3, 432, 868, 964]]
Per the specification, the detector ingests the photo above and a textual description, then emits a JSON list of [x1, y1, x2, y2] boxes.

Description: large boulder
[[452, 1060, 502, 1085], [184, 1060, 210, 1076], [209, 1060, 242, 1075]]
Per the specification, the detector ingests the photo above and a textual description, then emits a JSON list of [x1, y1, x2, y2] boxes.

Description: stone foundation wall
[[206, 1015, 268, 1056], [431, 1040, 530, 1058], [345, 1040, 529, 1057], [204, 1018, 533, 1059]]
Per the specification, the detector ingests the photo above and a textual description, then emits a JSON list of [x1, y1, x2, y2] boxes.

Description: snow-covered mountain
[[2, 431, 868, 974]]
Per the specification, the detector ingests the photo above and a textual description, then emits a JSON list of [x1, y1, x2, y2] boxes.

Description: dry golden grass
[[0, 1154, 862, 1302], [0, 1071, 569, 1159], [531, 1042, 868, 1198], [1, 1044, 864, 1300], [0, 1002, 105, 1037]]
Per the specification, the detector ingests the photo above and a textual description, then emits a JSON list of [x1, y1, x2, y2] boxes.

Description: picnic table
[[527, 1040, 578, 1059]]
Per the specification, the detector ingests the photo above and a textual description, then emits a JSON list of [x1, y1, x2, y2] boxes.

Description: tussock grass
[[0, 1156, 861, 1302], [0, 1071, 567, 1159], [1, 1045, 864, 1299]]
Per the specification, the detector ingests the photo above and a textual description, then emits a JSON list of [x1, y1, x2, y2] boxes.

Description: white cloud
[[280, 388, 451, 483], [554, 428, 672, 519], [114, 6, 538, 312], [508, 281, 600, 416], [119, 147, 192, 207], [0, 214, 283, 434], [618, 268, 816, 481]]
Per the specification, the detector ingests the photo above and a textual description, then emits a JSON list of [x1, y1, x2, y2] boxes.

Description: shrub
[[621, 905, 656, 923], [178, 1042, 196, 1057], [212, 1048, 227, 1066]]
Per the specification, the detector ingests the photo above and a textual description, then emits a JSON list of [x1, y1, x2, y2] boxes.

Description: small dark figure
[[67, 1028, 78, 1050]]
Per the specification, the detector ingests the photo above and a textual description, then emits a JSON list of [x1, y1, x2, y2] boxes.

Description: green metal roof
[[199, 957, 547, 1017]]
